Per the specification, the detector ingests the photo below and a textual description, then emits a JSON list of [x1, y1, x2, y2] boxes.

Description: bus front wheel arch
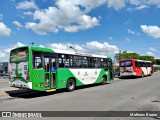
[[67, 78, 76, 92]]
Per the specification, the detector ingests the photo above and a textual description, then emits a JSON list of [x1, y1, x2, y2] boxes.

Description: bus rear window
[[120, 60, 132, 67], [10, 48, 28, 63]]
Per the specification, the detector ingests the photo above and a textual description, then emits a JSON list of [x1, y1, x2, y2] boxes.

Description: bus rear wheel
[[141, 72, 144, 78], [102, 76, 107, 85], [67, 79, 76, 92]]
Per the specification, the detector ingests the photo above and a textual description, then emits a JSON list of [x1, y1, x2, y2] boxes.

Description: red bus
[[119, 59, 153, 78]]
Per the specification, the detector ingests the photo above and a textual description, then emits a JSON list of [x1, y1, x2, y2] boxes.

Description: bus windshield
[[10, 47, 28, 63], [120, 60, 132, 67]]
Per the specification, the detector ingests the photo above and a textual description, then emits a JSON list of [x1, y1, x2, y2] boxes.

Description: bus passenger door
[[50, 58, 56, 88], [44, 57, 56, 90], [108, 60, 114, 80]]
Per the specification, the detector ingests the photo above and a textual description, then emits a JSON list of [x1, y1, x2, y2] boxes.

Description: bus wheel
[[141, 72, 144, 78], [102, 76, 106, 85], [67, 79, 76, 92]]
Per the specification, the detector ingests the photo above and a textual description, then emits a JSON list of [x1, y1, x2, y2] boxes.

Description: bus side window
[[33, 52, 42, 69], [88, 57, 92, 68], [82, 57, 89, 68], [76, 56, 82, 68], [58, 54, 64, 68], [63, 55, 69, 68], [58, 54, 70, 68], [104, 59, 108, 70], [135, 61, 140, 68], [44, 58, 49, 72]]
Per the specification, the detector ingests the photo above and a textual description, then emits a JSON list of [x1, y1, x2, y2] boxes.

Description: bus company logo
[[95, 70, 97, 75], [78, 71, 80, 75], [2, 112, 11, 117], [84, 72, 88, 76]]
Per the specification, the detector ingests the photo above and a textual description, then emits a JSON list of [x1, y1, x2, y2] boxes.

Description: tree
[[114, 51, 139, 62], [138, 56, 155, 64], [114, 51, 155, 64], [155, 59, 160, 65]]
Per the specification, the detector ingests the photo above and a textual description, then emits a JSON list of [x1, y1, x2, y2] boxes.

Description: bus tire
[[102, 76, 107, 85], [67, 78, 76, 92], [141, 72, 144, 78]]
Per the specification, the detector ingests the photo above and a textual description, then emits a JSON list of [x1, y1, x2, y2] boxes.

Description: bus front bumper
[[120, 72, 136, 77], [9, 81, 32, 89]]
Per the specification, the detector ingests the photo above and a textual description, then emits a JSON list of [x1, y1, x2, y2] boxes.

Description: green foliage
[[115, 50, 155, 64], [115, 52, 139, 61], [138, 56, 155, 64], [154, 66, 160, 72], [155, 59, 160, 65]]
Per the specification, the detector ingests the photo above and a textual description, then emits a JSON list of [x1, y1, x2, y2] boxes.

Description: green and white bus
[[9, 46, 113, 92]]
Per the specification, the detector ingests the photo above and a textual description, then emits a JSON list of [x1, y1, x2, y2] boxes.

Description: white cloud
[[25, 0, 100, 34], [128, 29, 140, 36], [147, 0, 160, 7], [48, 43, 85, 53], [47, 41, 119, 56], [127, 4, 149, 12], [147, 51, 154, 56], [70, 0, 160, 11], [4, 42, 25, 53], [135, 4, 150, 10], [85, 41, 119, 55], [149, 47, 157, 52], [39, 45, 45, 48], [129, 0, 141, 5], [0, 22, 11, 37], [20, 0, 160, 35], [125, 37, 131, 42], [106, 0, 126, 10], [0, 42, 25, 62], [23, 11, 33, 15], [141, 25, 160, 39], [128, 29, 135, 35], [0, 51, 6, 58], [12, 21, 23, 28], [108, 37, 113, 40], [16, 1, 38, 10]]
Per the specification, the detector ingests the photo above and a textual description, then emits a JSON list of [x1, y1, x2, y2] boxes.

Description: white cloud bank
[[0, 22, 11, 37], [12, 21, 23, 28], [141, 25, 160, 39], [149, 47, 157, 52], [48, 41, 119, 56], [0, 42, 25, 62], [16, 1, 38, 10], [25, 0, 100, 34], [146, 51, 154, 56], [14, 0, 160, 34]]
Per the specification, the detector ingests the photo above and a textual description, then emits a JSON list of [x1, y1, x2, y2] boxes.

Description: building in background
[[0, 62, 8, 75]]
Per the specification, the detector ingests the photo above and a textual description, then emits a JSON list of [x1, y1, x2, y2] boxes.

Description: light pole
[[69, 46, 77, 52], [119, 50, 121, 61], [30, 42, 34, 46]]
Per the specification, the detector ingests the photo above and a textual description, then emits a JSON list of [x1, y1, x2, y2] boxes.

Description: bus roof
[[53, 49, 111, 59], [120, 59, 152, 63], [11, 46, 112, 59]]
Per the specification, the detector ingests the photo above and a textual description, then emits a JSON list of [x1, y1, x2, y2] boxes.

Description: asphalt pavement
[[0, 72, 160, 120]]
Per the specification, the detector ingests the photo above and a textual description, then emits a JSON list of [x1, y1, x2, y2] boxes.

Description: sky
[[0, 0, 160, 62]]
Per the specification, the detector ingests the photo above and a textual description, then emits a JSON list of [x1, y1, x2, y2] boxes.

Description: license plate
[[16, 78, 20, 81]]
